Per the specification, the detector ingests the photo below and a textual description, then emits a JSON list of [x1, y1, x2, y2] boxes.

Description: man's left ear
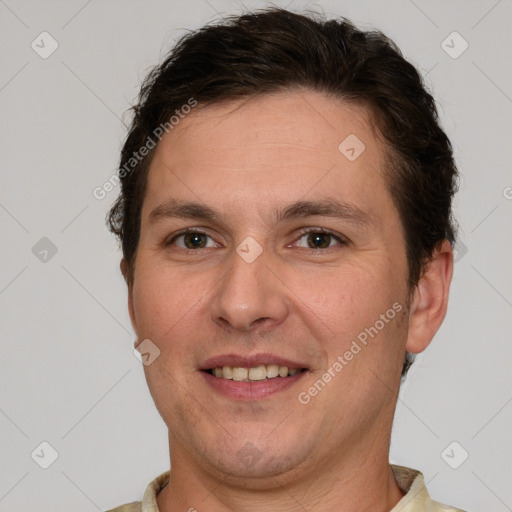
[[406, 240, 454, 354], [120, 258, 137, 334]]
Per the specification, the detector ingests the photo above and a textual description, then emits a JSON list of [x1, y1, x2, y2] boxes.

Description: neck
[[157, 433, 404, 512]]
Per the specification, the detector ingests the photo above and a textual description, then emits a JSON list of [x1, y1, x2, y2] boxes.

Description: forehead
[[157, 90, 380, 164], [141, 89, 396, 230]]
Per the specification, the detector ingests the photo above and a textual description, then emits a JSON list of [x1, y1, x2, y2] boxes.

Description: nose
[[209, 245, 290, 333]]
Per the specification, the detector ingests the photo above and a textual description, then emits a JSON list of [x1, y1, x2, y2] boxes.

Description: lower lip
[[201, 370, 308, 400]]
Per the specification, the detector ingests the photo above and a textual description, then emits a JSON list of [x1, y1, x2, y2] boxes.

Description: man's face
[[127, 90, 412, 483]]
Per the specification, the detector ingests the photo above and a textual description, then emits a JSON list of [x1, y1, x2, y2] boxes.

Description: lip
[[201, 368, 309, 401], [199, 352, 310, 401], [199, 353, 308, 371]]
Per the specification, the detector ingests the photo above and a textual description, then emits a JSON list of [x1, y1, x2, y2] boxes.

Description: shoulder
[[390, 464, 468, 512], [105, 501, 141, 512], [430, 498, 468, 512], [105, 469, 169, 512]]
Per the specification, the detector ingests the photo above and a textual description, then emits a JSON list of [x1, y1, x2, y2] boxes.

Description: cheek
[[302, 261, 407, 361], [306, 261, 400, 323], [132, 265, 202, 338], [131, 263, 225, 373]]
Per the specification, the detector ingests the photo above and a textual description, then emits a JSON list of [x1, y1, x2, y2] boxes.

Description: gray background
[[1, 0, 511, 510]]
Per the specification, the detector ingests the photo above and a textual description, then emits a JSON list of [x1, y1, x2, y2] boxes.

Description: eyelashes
[[293, 229, 347, 250], [167, 230, 217, 250], [165, 227, 348, 253]]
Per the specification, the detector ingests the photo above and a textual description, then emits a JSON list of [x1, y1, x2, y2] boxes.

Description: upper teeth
[[212, 365, 300, 381]]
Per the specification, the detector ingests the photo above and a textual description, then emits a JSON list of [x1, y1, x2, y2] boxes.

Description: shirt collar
[[140, 465, 430, 511], [389, 464, 430, 511], [141, 469, 170, 512]]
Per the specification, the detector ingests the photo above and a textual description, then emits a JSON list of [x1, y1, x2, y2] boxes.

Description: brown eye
[[168, 231, 217, 250], [183, 232, 208, 249], [307, 232, 332, 249], [294, 230, 345, 250]]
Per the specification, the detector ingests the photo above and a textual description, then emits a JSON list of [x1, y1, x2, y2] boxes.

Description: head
[[108, 8, 457, 489]]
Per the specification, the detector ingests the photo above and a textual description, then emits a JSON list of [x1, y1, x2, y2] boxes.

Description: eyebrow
[[148, 198, 373, 228]]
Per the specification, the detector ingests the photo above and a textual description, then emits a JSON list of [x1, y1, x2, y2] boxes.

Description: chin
[[199, 436, 311, 485]]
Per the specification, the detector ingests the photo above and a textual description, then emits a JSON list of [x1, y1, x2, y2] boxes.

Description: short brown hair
[[107, 7, 459, 377]]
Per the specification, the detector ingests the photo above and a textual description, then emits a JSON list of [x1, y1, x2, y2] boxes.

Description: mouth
[[199, 354, 310, 400], [203, 365, 307, 381]]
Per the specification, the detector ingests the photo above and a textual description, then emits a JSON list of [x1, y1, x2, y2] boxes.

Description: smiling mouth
[[204, 365, 308, 381]]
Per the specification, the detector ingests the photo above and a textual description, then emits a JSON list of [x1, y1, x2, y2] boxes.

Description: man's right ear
[[120, 258, 129, 284], [120, 259, 137, 333]]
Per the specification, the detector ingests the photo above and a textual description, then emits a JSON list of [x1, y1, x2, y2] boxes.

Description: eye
[[168, 230, 218, 250], [166, 228, 347, 252], [294, 229, 347, 250]]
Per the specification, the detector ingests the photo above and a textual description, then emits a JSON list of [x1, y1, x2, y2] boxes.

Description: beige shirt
[[106, 464, 466, 512]]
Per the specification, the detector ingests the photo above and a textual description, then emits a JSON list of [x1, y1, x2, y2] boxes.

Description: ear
[[406, 240, 454, 354], [120, 259, 137, 334]]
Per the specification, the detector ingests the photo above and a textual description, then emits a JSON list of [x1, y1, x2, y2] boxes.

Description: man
[[106, 7, 464, 512]]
